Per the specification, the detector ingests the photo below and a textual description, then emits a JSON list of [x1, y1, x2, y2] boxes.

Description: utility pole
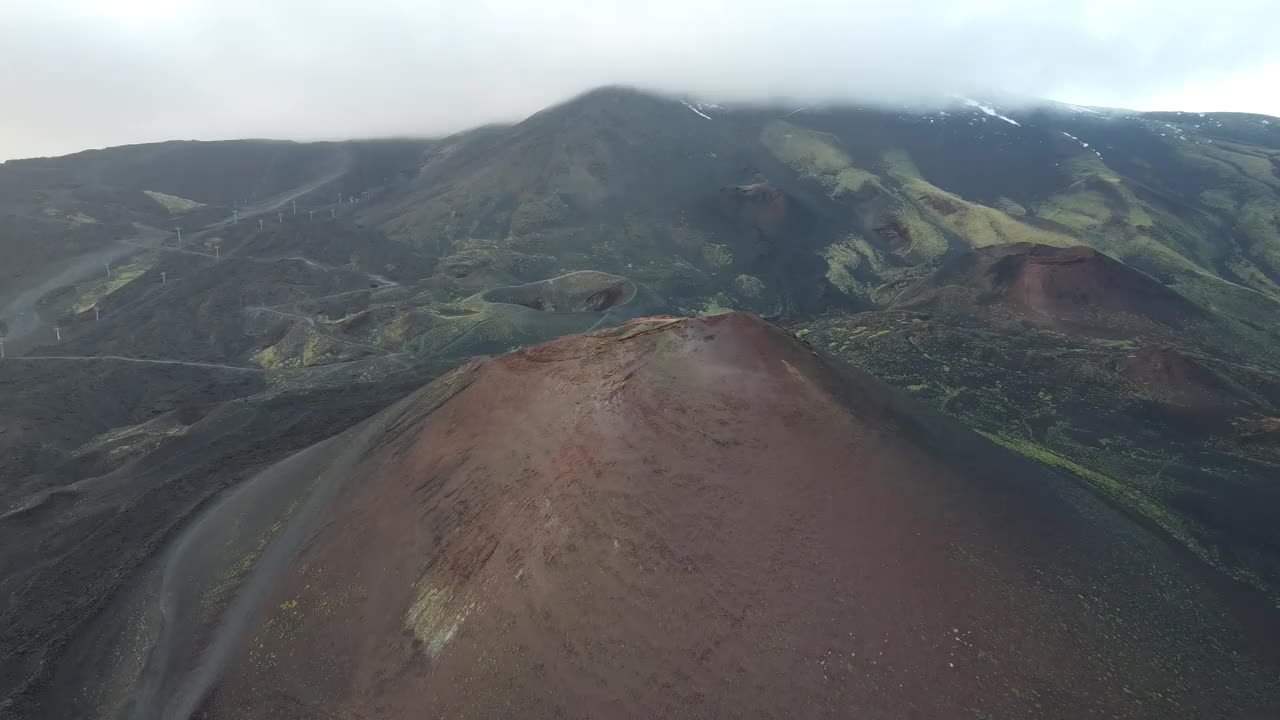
[[94, 306, 100, 321], [54, 326, 61, 342]]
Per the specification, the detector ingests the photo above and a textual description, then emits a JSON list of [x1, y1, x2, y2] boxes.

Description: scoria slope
[[892, 243, 1205, 336], [111, 313, 1280, 720]]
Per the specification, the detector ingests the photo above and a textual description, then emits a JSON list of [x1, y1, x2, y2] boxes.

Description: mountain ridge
[[2, 85, 1280, 718]]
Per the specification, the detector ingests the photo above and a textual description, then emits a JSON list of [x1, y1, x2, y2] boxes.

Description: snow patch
[[1064, 104, 1103, 115], [1060, 131, 1090, 149], [1060, 131, 1103, 160], [681, 101, 712, 120], [961, 98, 1021, 126]]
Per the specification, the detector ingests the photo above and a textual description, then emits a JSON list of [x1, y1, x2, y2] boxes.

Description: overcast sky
[[3, 0, 1277, 161]]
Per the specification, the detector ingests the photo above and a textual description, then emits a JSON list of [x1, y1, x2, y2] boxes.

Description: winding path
[[9, 355, 264, 372]]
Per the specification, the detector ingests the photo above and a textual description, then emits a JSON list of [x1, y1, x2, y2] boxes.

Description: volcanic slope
[[118, 314, 1279, 720]]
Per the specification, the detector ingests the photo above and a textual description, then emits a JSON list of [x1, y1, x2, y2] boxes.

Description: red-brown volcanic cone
[[896, 243, 1202, 336], [995, 246, 1191, 326], [1124, 344, 1248, 411], [194, 313, 1278, 719]]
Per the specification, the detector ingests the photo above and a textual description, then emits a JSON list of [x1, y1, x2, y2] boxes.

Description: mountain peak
[[148, 311, 1275, 718]]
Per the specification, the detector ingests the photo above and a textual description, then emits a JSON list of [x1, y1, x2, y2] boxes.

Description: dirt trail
[[243, 306, 395, 355], [196, 149, 353, 235], [260, 283, 394, 310], [127, 436, 351, 720], [276, 257, 398, 287], [9, 355, 263, 372], [124, 237, 400, 291], [104, 369, 475, 720]]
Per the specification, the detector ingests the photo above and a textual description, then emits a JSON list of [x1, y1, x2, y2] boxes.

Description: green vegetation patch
[[891, 205, 951, 261], [1199, 144, 1280, 190], [253, 326, 354, 368], [1038, 186, 1114, 230], [733, 274, 765, 298], [1237, 198, 1280, 278], [144, 190, 204, 214], [993, 197, 1027, 216], [70, 254, 157, 314], [880, 149, 923, 178], [980, 431, 1203, 556], [762, 121, 852, 175], [693, 294, 736, 316], [761, 121, 883, 197], [632, 256, 709, 300], [832, 167, 880, 196], [882, 152, 1077, 253], [1199, 188, 1237, 213], [701, 243, 734, 270], [822, 235, 883, 297]]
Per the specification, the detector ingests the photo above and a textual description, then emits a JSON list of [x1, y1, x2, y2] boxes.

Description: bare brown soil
[[190, 313, 1278, 719]]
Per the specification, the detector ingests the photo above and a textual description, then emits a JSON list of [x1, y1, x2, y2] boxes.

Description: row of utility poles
[[173, 185, 385, 245], [29, 261, 177, 349], [2, 186, 391, 359], [2, 248, 177, 358], [225, 190, 375, 227]]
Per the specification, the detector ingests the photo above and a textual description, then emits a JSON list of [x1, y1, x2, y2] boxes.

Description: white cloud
[[2, 0, 1278, 160]]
